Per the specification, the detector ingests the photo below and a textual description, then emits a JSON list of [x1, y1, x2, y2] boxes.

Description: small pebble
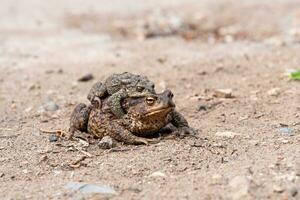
[[45, 69, 54, 74], [78, 74, 94, 82], [71, 81, 78, 89], [44, 101, 59, 111], [157, 57, 167, 63], [25, 107, 33, 113], [98, 136, 114, 149], [213, 89, 234, 98], [197, 104, 208, 111], [39, 155, 48, 162], [273, 185, 284, 193], [49, 135, 58, 142], [197, 71, 207, 76], [267, 88, 280, 97], [281, 139, 289, 144], [149, 171, 166, 178], [212, 174, 222, 180], [11, 103, 17, 109], [28, 83, 41, 91], [279, 127, 293, 136], [65, 182, 115, 194], [215, 131, 238, 139]]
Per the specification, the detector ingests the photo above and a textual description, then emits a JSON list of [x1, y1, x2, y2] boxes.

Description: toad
[[70, 90, 195, 145], [87, 72, 156, 118]]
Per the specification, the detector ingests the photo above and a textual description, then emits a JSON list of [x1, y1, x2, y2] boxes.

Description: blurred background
[[1, 0, 300, 72]]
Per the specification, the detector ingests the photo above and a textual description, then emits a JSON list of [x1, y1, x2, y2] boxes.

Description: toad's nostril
[[166, 90, 173, 98]]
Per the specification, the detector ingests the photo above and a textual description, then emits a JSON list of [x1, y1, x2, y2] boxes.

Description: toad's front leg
[[170, 110, 197, 137], [107, 120, 151, 145]]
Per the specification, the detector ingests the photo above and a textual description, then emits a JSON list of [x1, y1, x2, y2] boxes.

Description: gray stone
[[215, 131, 239, 139], [44, 101, 59, 111], [65, 182, 116, 194], [98, 136, 115, 149], [49, 135, 58, 142], [279, 127, 293, 136]]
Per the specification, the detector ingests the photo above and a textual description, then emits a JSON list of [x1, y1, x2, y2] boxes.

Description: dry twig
[[39, 128, 67, 138], [69, 155, 87, 168]]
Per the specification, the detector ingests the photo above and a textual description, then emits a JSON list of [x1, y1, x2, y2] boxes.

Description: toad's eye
[[146, 97, 155, 105], [136, 86, 144, 92]]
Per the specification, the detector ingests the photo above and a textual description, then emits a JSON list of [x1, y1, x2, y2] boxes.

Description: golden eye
[[146, 97, 155, 105], [136, 86, 144, 92]]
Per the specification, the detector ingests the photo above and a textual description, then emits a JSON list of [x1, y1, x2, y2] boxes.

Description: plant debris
[[213, 89, 234, 98], [69, 155, 87, 168], [289, 70, 300, 80], [39, 128, 67, 138]]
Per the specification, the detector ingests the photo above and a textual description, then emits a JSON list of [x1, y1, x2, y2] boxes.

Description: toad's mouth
[[144, 107, 173, 117]]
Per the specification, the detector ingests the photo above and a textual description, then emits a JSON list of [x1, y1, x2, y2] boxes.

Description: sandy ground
[[0, 0, 300, 199]]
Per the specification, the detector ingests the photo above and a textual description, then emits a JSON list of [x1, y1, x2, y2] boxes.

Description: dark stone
[[49, 134, 58, 142]]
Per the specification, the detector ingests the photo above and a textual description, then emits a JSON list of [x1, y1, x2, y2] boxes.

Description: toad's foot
[[174, 126, 198, 138], [146, 138, 161, 144], [135, 137, 160, 145]]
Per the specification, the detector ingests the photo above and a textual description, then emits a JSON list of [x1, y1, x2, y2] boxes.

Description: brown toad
[[70, 90, 195, 145], [87, 72, 156, 118]]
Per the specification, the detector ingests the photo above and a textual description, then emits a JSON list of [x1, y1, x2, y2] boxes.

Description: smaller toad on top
[[87, 72, 155, 118]]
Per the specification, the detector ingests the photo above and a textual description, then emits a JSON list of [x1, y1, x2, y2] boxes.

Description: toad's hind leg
[[69, 103, 92, 139], [107, 89, 128, 118], [87, 81, 108, 101], [107, 121, 150, 145]]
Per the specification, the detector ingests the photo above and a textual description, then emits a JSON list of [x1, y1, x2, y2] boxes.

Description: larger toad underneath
[[70, 90, 195, 145]]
